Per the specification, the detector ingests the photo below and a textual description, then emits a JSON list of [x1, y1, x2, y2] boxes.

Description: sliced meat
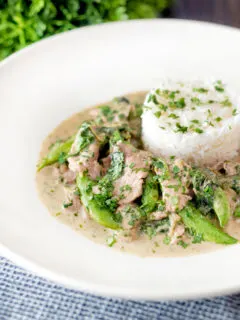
[[113, 142, 152, 204], [168, 213, 181, 237], [63, 170, 77, 184], [52, 164, 76, 184], [68, 141, 102, 180], [170, 224, 185, 245], [155, 158, 192, 212], [223, 161, 239, 176], [168, 212, 185, 244], [150, 211, 168, 220], [63, 187, 81, 213]]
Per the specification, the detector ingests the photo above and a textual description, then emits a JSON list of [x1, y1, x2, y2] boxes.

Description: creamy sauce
[[36, 92, 239, 257]]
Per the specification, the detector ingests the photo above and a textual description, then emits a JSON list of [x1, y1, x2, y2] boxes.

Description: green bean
[[213, 187, 231, 227], [179, 205, 237, 245], [141, 173, 159, 213], [37, 136, 75, 171], [77, 174, 121, 230]]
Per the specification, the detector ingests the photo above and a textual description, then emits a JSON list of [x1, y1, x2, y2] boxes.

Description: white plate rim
[[1, 19, 240, 301]]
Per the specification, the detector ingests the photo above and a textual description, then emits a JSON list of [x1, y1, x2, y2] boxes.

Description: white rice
[[141, 80, 240, 166]]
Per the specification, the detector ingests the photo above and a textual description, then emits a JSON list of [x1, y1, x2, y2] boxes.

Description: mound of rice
[[141, 80, 240, 166]]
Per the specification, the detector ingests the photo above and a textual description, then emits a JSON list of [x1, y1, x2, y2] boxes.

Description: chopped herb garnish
[[173, 165, 180, 174], [120, 184, 132, 192], [207, 109, 212, 117], [168, 113, 179, 119], [215, 117, 222, 122], [152, 95, 159, 104], [154, 111, 162, 118], [191, 119, 200, 124], [214, 85, 224, 92], [175, 123, 188, 133], [160, 126, 166, 130], [232, 109, 237, 116], [208, 100, 215, 104], [192, 233, 203, 244], [178, 240, 188, 248], [100, 105, 111, 116], [74, 213, 78, 217], [63, 201, 73, 208], [193, 88, 208, 93], [191, 97, 201, 105], [221, 98, 232, 107], [55, 212, 61, 217], [163, 235, 171, 245], [176, 97, 186, 109], [159, 104, 168, 112], [195, 128, 204, 134], [170, 155, 175, 160]]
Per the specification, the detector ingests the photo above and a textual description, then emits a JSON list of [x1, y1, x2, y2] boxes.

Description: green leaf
[[29, 0, 45, 17]]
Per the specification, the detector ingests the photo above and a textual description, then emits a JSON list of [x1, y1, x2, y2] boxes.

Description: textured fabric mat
[[1, 256, 240, 320]]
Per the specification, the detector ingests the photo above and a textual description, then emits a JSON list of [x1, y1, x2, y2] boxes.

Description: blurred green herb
[[0, 0, 171, 60]]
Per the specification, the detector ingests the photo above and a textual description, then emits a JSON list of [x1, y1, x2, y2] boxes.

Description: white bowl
[[1, 19, 240, 300]]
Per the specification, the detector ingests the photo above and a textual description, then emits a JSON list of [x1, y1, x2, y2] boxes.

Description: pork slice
[[223, 161, 239, 176], [113, 143, 152, 204], [155, 158, 192, 212], [68, 141, 102, 180], [170, 224, 185, 245], [150, 211, 168, 220]]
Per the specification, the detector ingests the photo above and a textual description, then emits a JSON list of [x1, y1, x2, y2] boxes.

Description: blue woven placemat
[[1, 256, 240, 320]]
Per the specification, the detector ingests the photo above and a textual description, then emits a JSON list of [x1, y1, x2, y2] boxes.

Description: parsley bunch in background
[[0, 0, 171, 60]]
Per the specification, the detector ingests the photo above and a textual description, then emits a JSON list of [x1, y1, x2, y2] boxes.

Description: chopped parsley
[[215, 117, 222, 122], [168, 113, 179, 119], [191, 97, 201, 105], [178, 240, 188, 248], [193, 88, 208, 93], [175, 123, 188, 133], [159, 104, 168, 112], [192, 233, 203, 244], [154, 111, 162, 118], [195, 128, 204, 134], [221, 98, 232, 107], [214, 81, 224, 92], [163, 235, 171, 245], [55, 212, 62, 217], [63, 201, 73, 208], [232, 109, 237, 116], [173, 165, 180, 174], [176, 97, 186, 109], [191, 119, 200, 124]]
